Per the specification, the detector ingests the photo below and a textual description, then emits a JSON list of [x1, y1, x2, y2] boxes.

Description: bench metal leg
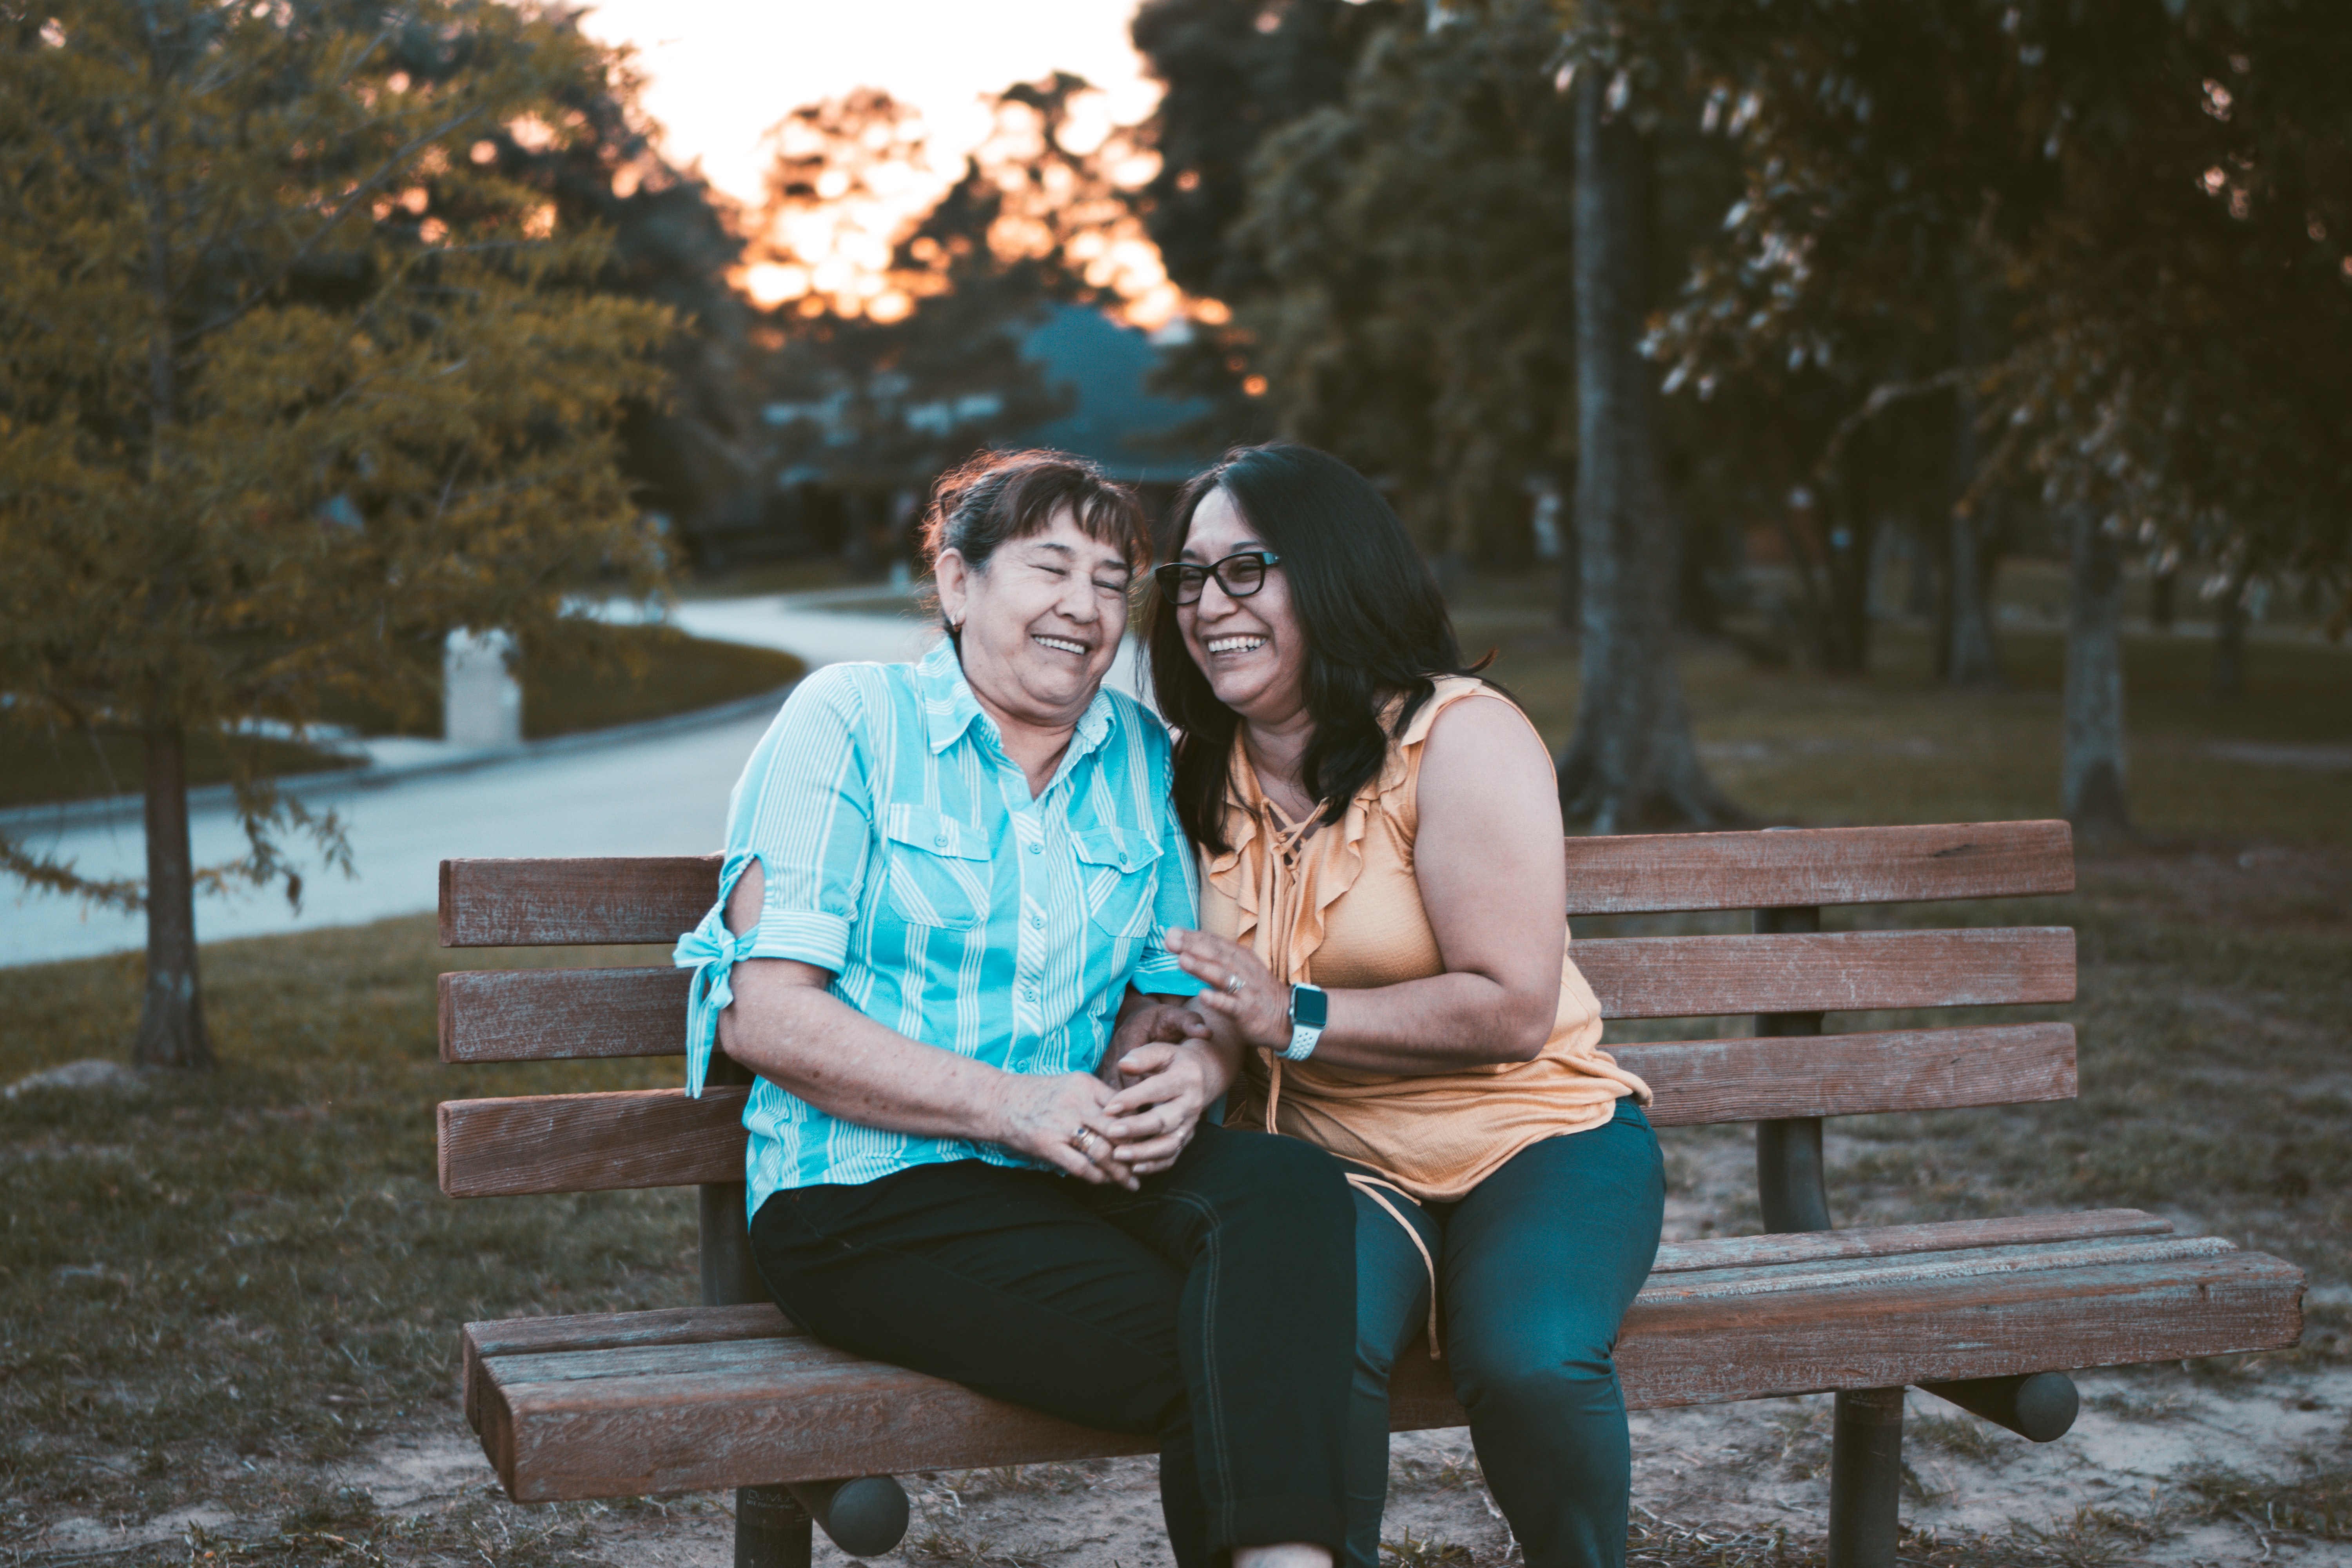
[[698, 1053, 911, 1563], [1828, 1388, 1904, 1568], [736, 1484, 814, 1568]]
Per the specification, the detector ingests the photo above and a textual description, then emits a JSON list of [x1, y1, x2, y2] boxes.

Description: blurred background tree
[[1626, 0, 2352, 834], [0, 0, 673, 1067]]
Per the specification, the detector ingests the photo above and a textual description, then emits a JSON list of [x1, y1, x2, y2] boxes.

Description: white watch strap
[[1282, 1022, 1322, 1062]]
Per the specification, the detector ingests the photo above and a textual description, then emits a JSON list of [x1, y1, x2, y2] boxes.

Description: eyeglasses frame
[[1153, 550, 1284, 606]]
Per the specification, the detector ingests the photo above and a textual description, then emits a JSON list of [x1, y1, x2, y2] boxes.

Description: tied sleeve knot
[[674, 853, 760, 1099]]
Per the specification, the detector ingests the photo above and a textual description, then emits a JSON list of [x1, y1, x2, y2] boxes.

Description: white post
[[443, 629, 522, 749]]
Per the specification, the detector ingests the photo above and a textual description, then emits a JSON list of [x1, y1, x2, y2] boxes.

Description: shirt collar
[[915, 637, 1120, 769]]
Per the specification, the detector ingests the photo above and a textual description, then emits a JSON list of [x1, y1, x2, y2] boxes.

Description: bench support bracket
[[1755, 905, 1904, 1568], [735, 1485, 814, 1568]]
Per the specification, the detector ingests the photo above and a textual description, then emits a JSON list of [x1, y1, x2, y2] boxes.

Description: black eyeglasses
[[1153, 550, 1282, 605]]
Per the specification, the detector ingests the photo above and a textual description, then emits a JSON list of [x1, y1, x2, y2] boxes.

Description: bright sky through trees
[[577, 0, 1169, 314]]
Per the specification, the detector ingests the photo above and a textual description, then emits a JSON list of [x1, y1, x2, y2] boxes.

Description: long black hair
[[1146, 443, 1490, 854]]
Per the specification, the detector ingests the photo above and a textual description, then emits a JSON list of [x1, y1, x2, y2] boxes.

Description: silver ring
[[1225, 973, 1244, 995]]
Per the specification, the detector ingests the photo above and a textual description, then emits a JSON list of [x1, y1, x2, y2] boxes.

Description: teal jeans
[[1343, 1102, 1664, 1568]]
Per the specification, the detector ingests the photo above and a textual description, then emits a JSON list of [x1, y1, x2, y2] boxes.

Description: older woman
[[1142, 444, 1666, 1568], [677, 450, 1354, 1568]]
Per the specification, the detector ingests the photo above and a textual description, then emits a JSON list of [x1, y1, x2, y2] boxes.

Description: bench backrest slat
[[437, 929, 2074, 1064], [434, 820, 2081, 1203], [436, 1020, 2076, 1197], [435, 821, 2073, 947]]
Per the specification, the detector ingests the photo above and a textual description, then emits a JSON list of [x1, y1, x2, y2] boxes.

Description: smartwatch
[[1283, 983, 1328, 1062]]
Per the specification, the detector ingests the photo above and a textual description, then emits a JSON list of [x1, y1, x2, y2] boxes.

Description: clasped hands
[[991, 929, 1289, 1191]]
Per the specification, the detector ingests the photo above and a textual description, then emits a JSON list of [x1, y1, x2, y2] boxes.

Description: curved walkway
[[4, 594, 1156, 969]]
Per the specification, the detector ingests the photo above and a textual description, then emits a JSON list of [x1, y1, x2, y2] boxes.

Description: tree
[[1631, 0, 2352, 829], [0, 0, 671, 1067], [1552, 61, 1738, 830], [1228, 2, 1581, 566], [461, 49, 762, 565]]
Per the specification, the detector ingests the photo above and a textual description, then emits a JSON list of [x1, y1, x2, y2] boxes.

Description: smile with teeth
[[1205, 635, 1267, 655], [1032, 634, 1090, 656]]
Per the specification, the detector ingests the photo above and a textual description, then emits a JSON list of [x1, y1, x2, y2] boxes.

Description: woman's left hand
[[1165, 927, 1291, 1053], [1100, 1039, 1215, 1174]]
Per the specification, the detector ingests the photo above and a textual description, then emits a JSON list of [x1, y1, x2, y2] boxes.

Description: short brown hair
[[920, 449, 1149, 586]]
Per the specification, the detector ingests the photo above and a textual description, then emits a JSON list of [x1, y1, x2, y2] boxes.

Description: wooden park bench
[[434, 819, 2304, 1568]]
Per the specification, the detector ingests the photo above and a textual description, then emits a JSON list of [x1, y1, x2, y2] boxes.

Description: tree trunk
[[1945, 253, 2004, 688], [2062, 510, 2131, 839], [2212, 557, 2249, 700], [1945, 505, 2004, 687], [2149, 559, 2176, 631], [134, 720, 214, 1069], [1554, 70, 1736, 833]]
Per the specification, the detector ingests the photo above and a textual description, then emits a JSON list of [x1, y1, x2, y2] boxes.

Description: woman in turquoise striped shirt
[[676, 450, 1355, 1568]]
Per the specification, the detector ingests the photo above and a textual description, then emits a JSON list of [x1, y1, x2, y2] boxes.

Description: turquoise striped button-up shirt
[[675, 639, 1203, 1216]]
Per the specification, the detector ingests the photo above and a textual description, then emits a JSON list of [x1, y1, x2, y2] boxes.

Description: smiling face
[[1175, 487, 1310, 727], [936, 504, 1132, 732]]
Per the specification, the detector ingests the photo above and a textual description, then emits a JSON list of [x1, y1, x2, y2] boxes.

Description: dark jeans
[[1344, 1103, 1665, 1568], [750, 1121, 1356, 1565]]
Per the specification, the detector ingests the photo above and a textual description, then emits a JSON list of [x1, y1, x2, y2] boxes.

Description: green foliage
[[1614, 0, 2352, 626], [1231, 0, 1580, 561], [0, 0, 675, 907]]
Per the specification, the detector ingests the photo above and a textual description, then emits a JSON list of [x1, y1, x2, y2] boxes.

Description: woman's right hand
[[986, 1070, 1140, 1190]]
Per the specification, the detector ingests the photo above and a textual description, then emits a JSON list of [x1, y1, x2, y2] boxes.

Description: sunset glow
[[576, 0, 1189, 321]]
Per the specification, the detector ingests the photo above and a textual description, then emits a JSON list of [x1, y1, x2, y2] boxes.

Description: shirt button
[[933, 834, 949, 848], [1023, 987, 1038, 1001], [1030, 915, 1045, 930], [1027, 842, 1042, 855]]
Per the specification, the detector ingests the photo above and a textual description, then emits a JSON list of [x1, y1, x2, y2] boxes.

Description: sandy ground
[[24, 1126, 2337, 1566]]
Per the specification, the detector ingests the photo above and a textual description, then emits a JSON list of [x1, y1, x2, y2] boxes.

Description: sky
[[575, 0, 1167, 313]]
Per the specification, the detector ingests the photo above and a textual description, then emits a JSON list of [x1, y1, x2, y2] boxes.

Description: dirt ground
[[19, 1111, 2345, 1568]]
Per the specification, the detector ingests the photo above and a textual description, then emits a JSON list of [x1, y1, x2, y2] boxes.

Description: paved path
[[4, 594, 1147, 969]]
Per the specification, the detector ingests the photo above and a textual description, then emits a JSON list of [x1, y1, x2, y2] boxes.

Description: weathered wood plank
[[1621, 1023, 2075, 1127], [437, 823, 2074, 949], [435, 930, 2077, 1065], [435, 1022, 2072, 1196], [441, 856, 722, 949], [455, 1214, 2175, 1432], [1575, 927, 2076, 1018], [1648, 1209, 2169, 1274], [439, 1088, 750, 1198], [462, 1304, 794, 1435], [475, 1247, 2300, 1501], [440, 967, 692, 1064], [1561, 820, 2074, 915]]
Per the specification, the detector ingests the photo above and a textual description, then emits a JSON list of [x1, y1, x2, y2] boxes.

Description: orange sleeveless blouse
[[1204, 678, 1651, 1206]]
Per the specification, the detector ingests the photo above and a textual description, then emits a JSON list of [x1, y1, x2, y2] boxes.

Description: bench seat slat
[[457, 1209, 2180, 1434], [434, 823, 2074, 948], [437, 929, 2076, 1064], [466, 1230, 2300, 1501], [436, 1022, 2075, 1196]]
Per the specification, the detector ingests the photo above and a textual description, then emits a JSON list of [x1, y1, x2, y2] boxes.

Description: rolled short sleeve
[[1131, 752, 1205, 998], [731, 668, 877, 974]]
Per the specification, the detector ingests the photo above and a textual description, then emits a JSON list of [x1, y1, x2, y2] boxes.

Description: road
[[3, 593, 1147, 969]]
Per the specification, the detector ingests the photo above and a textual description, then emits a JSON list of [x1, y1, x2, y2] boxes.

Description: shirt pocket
[[879, 805, 992, 930], [1072, 828, 1165, 940]]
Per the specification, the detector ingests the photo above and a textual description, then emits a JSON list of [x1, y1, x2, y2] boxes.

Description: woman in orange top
[[1135, 444, 1665, 1568]]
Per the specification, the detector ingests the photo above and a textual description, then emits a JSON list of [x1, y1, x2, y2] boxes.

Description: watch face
[[1291, 984, 1329, 1029]]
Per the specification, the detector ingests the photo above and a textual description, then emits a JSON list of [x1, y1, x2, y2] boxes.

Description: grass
[[0, 626, 801, 810], [0, 566, 2346, 1560], [0, 920, 693, 1545]]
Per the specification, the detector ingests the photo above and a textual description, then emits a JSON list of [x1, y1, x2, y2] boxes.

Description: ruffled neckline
[[1205, 677, 1485, 982]]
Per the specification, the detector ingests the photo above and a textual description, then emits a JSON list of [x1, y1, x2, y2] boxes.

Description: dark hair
[[920, 448, 1149, 638], [1146, 442, 1490, 854]]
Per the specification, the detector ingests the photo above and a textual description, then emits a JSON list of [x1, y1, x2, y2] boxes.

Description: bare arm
[[1167, 695, 1565, 1073], [715, 860, 1147, 1186]]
